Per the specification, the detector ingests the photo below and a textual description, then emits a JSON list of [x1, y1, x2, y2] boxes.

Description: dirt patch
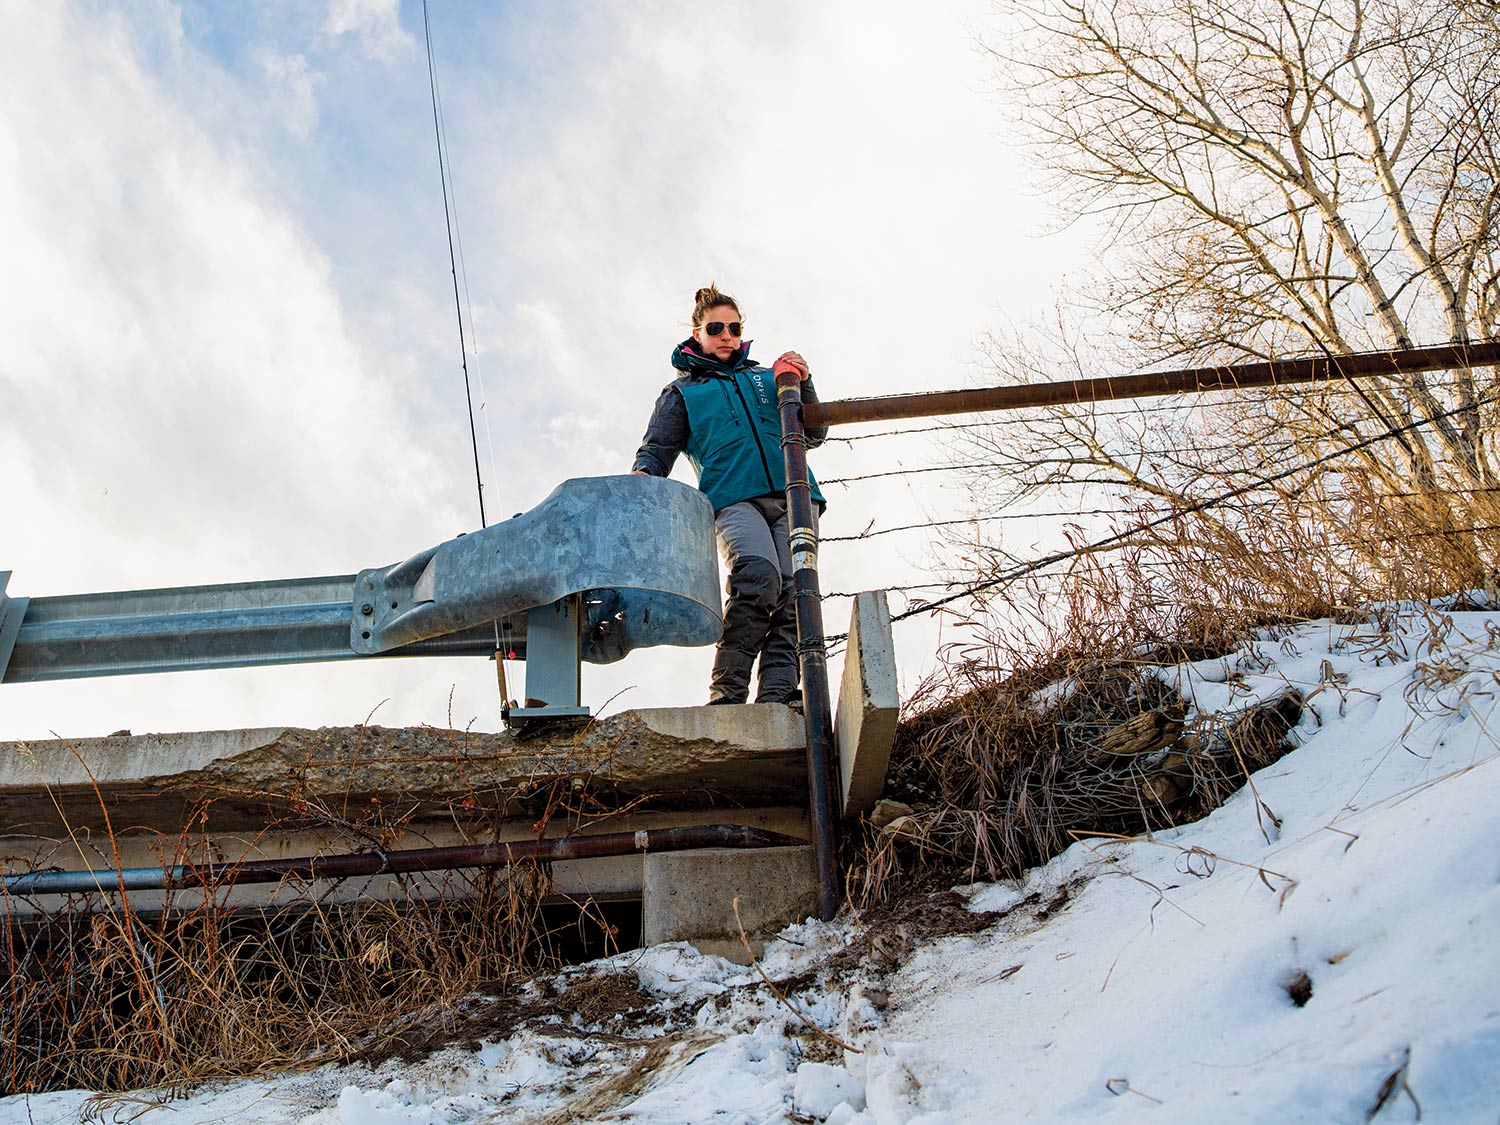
[[546, 968, 661, 1031], [368, 963, 669, 1068], [528, 1031, 722, 1125]]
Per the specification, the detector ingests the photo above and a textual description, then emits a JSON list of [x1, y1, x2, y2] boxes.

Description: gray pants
[[709, 496, 813, 704]]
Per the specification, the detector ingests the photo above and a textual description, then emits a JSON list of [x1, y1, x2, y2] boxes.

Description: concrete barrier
[[834, 591, 900, 816], [642, 845, 817, 962], [0, 705, 809, 832], [0, 707, 808, 920]]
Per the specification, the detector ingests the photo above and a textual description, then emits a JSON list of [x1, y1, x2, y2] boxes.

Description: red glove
[[772, 351, 810, 381]]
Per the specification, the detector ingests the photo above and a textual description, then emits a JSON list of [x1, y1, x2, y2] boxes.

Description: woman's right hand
[[772, 352, 810, 381]]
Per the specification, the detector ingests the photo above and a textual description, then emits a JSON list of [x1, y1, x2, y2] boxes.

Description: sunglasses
[[702, 321, 742, 338]]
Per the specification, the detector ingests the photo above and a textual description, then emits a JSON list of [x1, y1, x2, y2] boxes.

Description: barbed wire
[[925, 520, 1500, 581], [818, 441, 1305, 486], [820, 484, 1500, 543], [822, 518, 1500, 658], [819, 449, 1477, 488], [819, 381, 1385, 443], [815, 405, 1429, 487], [825, 519, 1500, 597], [821, 517, 1500, 657], [822, 507, 1143, 542], [820, 461, 1000, 486], [816, 388, 1500, 644]]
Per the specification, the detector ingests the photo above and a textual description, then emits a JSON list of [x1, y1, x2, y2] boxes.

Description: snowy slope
[[4, 605, 1499, 1123]]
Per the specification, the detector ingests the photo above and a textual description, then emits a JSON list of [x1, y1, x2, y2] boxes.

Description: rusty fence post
[[775, 369, 841, 921]]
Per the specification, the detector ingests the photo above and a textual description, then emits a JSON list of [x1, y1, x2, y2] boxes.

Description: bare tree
[[968, 0, 1500, 591]]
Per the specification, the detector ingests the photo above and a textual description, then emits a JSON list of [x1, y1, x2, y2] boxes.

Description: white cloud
[[0, 5, 481, 738], [323, 0, 414, 63], [0, 1, 1093, 738], [257, 50, 321, 139]]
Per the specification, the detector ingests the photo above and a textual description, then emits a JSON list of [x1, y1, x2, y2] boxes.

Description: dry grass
[[2, 866, 556, 1094], [0, 726, 635, 1095], [848, 481, 1485, 907], [846, 642, 1301, 906]]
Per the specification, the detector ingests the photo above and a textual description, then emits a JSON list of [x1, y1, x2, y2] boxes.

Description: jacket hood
[[671, 337, 756, 375]]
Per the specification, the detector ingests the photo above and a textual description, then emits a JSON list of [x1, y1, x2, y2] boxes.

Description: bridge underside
[[0, 707, 822, 957]]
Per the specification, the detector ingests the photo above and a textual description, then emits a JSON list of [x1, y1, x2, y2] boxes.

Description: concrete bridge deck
[[0, 705, 809, 832], [0, 593, 900, 955]]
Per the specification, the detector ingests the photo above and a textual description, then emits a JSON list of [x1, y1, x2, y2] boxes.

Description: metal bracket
[[0, 573, 29, 684], [506, 595, 592, 724]]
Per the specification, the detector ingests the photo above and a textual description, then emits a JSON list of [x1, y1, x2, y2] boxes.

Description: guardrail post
[[775, 371, 841, 921]]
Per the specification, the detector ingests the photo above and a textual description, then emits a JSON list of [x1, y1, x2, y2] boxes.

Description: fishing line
[[424, 3, 511, 681], [424, 0, 489, 531], [427, 17, 504, 523]]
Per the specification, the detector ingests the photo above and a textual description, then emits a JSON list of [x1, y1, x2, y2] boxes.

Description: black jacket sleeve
[[632, 385, 688, 476], [802, 378, 828, 448]]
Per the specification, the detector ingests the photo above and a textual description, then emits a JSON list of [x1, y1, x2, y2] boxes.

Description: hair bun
[[689, 282, 740, 327]]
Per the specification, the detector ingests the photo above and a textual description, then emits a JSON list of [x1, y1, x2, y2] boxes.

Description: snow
[[5, 605, 1499, 1123], [876, 752, 1499, 1122], [1025, 675, 1082, 714], [795, 1061, 865, 1118]]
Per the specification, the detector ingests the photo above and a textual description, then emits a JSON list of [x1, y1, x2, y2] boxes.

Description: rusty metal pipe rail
[[804, 341, 1500, 428], [0, 825, 807, 898], [776, 370, 841, 922], [769, 339, 1500, 920]]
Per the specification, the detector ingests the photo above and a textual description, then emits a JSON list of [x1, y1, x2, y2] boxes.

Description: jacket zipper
[[727, 371, 776, 496]]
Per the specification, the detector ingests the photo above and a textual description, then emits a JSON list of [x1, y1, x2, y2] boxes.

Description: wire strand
[[818, 388, 1500, 638], [424, 1, 487, 531], [821, 484, 1500, 543], [819, 512, 1500, 659], [428, 19, 503, 522], [819, 382, 1382, 443]]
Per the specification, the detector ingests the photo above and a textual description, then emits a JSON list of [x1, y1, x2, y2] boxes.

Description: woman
[[632, 284, 827, 705]]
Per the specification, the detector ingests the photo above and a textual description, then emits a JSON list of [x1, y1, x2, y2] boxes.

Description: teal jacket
[[633, 340, 827, 513]]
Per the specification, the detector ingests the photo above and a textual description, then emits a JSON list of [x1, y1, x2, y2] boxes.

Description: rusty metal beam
[[803, 341, 1500, 429], [0, 825, 807, 897]]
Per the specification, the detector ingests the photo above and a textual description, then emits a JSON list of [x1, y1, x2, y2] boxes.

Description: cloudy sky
[[0, 0, 1089, 740]]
